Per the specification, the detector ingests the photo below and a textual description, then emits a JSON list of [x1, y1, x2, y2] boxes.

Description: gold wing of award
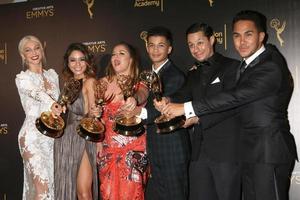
[[140, 70, 185, 134], [113, 74, 145, 137], [35, 78, 83, 138], [77, 79, 111, 142]]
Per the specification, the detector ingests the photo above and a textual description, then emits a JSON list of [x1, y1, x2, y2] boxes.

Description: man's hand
[[183, 116, 199, 128], [161, 103, 185, 118], [153, 97, 169, 112]]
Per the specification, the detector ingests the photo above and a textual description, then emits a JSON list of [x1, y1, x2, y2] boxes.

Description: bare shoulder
[[83, 77, 96, 87], [99, 76, 109, 83]]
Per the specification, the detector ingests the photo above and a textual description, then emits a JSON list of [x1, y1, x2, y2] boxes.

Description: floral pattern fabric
[[98, 101, 148, 200], [15, 69, 60, 200]]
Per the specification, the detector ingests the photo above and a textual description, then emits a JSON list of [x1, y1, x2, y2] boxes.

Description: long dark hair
[[62, 42, 96, 80]]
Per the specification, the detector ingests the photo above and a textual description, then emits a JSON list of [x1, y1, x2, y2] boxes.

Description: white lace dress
[[15, 69, 60, 200]]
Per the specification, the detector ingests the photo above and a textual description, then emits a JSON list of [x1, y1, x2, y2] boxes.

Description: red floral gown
[[98, 100, 148, 200]]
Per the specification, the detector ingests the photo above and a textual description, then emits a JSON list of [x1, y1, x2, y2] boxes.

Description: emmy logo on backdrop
[[140, 31, 148, 47], [77, 79, 112, 142], [270, 18, 286, 47], [83, 0, 94, 19], [140, 71, 185, 134], [113, 74, 145, 136], [0, 124, 8, 135], [208, 0, 214, 7], [35, 78, 82, 138]]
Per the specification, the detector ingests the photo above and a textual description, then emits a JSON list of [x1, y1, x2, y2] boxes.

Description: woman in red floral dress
[[97, 42, 149, 200]]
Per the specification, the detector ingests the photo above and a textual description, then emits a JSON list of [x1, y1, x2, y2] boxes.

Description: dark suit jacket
[[145, 60, 190, 165], [192, 44, 297, 164], [171, 53, 241, 162]]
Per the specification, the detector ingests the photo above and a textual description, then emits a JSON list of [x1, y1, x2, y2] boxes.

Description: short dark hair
[[186, 23, 214, 38], [232, 10, 267, 33], [146, 26, 173, 46]]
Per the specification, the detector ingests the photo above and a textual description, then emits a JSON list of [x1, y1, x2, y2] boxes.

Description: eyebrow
[[69, 56, 85, 59], [113, 49, 127, 53], [24, 45, 39, 49], [233, 30, 254, 34]]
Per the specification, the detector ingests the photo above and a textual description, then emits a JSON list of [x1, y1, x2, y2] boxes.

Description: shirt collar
[[153, 59, 169, 74], [244, 45, 266, 65]]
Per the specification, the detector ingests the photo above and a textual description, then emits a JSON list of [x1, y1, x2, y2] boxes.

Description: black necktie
[[240, 60, 247, 74], [236, 60, 247, 81]]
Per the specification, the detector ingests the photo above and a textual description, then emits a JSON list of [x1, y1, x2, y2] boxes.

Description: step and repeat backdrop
[[0, 0, 299, 199]]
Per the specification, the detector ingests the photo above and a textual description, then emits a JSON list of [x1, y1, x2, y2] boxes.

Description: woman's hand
[[50, 102, 63, 118], [89, 104, 102, 118], [120, 97, 137, 112], [118, 106, 142, 119]]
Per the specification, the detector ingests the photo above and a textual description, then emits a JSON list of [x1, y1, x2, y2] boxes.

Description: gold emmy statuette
[[140, 31, 148, 47], [77, 79, 110, 142], [36, 78, 83, 138], [83, 0, 94, 19], [270, 18, 286, 47], [114, 74, 145, 137], [140, 71, 185, 134]]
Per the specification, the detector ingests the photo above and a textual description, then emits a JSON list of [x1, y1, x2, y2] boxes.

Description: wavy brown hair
[[105, 42, 140, 84], [62, 43, 96, 81]]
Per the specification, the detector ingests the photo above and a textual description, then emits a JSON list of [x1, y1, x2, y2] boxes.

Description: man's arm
[[168, 70, 195, 103], [164, 60, 282, 117]]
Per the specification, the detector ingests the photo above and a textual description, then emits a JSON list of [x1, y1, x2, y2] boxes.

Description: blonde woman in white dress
[[15, 35, 62, 200]]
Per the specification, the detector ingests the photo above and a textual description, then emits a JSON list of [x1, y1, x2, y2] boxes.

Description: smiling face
[[146, 35, 172, 69], [68, 50, 87, 79], [21, 40, 44, 68], [187, 31, 215, 62], [111, 44, 132, 75], [232, 20, 265, 59]]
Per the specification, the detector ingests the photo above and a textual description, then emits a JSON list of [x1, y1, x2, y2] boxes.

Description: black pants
[[145, 161, 189, 200], [189, 152, 241, 200], [242, 162, 294, 200]]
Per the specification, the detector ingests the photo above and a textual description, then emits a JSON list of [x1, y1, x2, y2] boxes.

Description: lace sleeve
[[46, 68, 60, 100], [15, 72, 56, 110]]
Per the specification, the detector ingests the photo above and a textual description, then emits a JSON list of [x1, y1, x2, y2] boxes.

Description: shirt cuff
[[184, 101, 196, 119], [138, 107, 148, 120]]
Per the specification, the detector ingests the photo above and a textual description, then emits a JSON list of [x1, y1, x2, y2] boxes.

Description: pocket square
[[211, 77, 220, 84]]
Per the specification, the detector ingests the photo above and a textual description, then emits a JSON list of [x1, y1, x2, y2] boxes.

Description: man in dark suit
[[160, 23, 241, 200], [161, 10, 297, 200], [134, 26, 190, 199]]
